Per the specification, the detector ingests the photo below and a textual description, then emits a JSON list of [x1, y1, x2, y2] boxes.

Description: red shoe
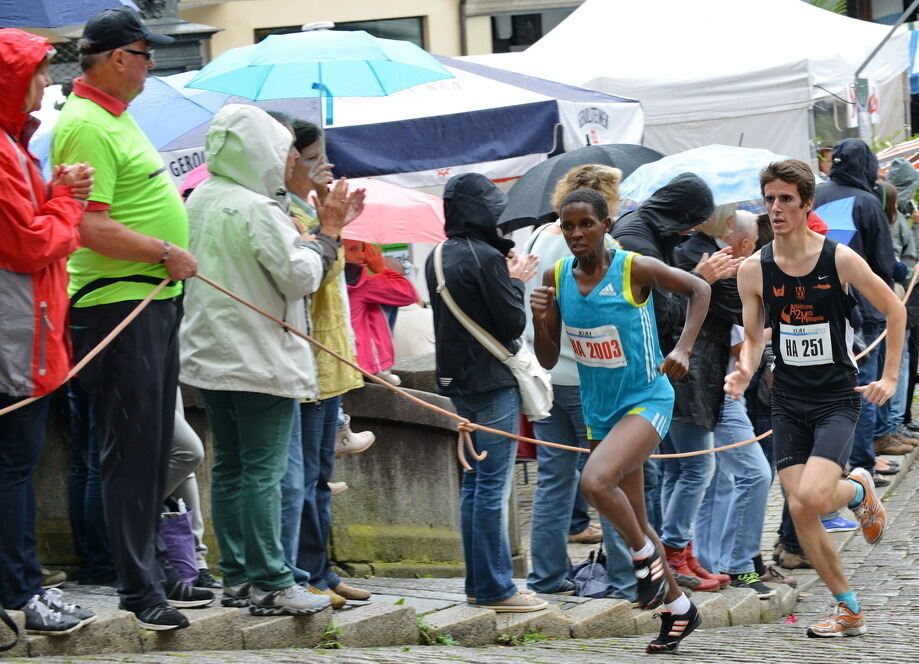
[[686, 543, 730, 589], [664, 545, 721, 592]]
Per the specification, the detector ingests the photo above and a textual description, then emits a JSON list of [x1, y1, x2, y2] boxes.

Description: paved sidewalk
[[26, 446, 919, 663]]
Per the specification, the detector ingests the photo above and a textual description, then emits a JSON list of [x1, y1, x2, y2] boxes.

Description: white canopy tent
[[465, 0, 911, 161]]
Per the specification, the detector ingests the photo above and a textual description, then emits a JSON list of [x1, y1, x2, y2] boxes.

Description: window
[[255, 17, 424, 48], [490, 9, 573, 53]]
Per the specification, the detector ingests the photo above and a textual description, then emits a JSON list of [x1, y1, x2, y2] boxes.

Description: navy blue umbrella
[[0, 0, 137, 29]]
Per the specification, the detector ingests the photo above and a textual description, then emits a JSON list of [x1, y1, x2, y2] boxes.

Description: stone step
[[0, 610, 28, 658], [563, 598, 633, 638], [719, 586, 761, 626], [494, 605, 572, 641], [239, 608, 332, 649], [420, 604, 496, 646], [139, 606, 242, 652], [693, 591, 731, 628], [27, 607, 140, 657], [333, 602, 418, 648]]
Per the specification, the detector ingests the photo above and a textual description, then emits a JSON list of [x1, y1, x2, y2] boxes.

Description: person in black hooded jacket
[[424, 173, 547, 613], [814, 138, 902, 480]]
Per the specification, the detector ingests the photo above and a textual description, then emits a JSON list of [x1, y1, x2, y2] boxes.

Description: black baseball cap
[[80, 6, 174, 54]]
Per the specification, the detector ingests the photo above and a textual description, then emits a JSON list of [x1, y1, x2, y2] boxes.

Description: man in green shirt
[[51, 7, 209, 631]]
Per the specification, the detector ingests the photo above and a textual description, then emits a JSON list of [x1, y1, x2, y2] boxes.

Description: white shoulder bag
[[433, 242, 553, 421]]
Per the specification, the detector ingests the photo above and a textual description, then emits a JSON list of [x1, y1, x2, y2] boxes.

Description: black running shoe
[[730, 572, 776, 599], [165, 580, 214, 608], [136, 603, 189, 631], [646, 601, 702, 654], [633, 550, 667, 610], [195, 568, 223, 589]]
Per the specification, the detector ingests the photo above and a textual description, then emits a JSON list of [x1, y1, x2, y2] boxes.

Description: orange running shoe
[[806, 602, 867, 637], [848, 467, 887, 545]]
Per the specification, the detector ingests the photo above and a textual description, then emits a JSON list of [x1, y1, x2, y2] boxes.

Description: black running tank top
[[760, 237, 858, 391]]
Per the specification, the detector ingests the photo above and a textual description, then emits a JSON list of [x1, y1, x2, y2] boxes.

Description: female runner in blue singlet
[[531, 189, 710, 654]]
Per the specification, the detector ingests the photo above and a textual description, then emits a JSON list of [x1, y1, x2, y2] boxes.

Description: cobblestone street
[[32, 459, 919, 664]]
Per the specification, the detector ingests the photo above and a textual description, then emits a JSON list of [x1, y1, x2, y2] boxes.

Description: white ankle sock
[[664, 593, 691, 615], [629, 537, 655, 560]]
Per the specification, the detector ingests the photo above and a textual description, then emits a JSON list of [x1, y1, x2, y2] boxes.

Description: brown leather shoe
[[332, 582, 371, 600], [308, 586, 346, 608], [568, 524, 603, 544], [873, 434, 912, 455]]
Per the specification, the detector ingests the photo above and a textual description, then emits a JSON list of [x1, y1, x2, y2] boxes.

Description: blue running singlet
[[555, 249, 675, 441]]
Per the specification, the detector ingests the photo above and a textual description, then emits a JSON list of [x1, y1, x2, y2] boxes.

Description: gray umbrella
[[498, 144, 664, 233]]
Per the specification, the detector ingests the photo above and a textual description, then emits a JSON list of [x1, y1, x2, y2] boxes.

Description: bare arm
[[80, 210, 197, 280], [725, 255, 765, 399], [629, 255, 710, 379], [531, 267, 562, 370], [837, 244, 907, 405]]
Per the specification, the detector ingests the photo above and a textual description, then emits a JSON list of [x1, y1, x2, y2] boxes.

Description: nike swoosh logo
[[818, 275, 829, 280]]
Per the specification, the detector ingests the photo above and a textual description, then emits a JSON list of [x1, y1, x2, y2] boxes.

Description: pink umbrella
[[342, 178, 445, 244]]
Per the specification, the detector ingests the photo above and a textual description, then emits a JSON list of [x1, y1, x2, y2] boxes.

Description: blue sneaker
[[821, 516, 858, 533]]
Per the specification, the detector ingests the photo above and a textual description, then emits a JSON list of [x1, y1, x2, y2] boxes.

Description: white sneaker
[[375, 371, 401, 386], [336, 414, 375, 456], [329, 481, 349, 496], [248, 584, 331, 616]]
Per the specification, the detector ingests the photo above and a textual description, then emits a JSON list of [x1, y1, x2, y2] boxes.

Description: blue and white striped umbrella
[[619, 144, 790, 212]]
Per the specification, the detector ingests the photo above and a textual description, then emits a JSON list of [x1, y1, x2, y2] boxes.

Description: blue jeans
[[569, 450, 591, 535], [67, 380, 115, 585], [660, 422, 715, 549], [694, 396, 771, 574], [852, 322, 882, 473], [875, 328, 910, 438], [643, 457, 663, 535], [526, 385, 635, 599], [0, 395, 49, 609], [280, 404, 311, 584], [294, 397, 342, 590], [451, 387, 520, 605]]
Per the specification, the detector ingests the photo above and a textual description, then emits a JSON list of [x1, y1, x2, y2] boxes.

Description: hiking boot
[[646, 601, 701, 654], [476, 591, 548, 613], [22, 594, 82, 636], [777, 547, 812, 570], [663, 546, 720, 592], [686, 543, 730, 588], [41, 568, 66, 589], [329, 481, 349, 496], [308, 586, 346, 608], [821, 515, 858, 532], [135, 603, 189, 631], [332, 582, 371, 600], [848, 467, 887, 545], [195, 568, 222, 589], [873, 434, 911, 455], [906, 421, 919, 432], [634, 549, 668, 609], [221, 582, 251, 607], [249, 585, 331, 616], [896, 424, 919, 440], [336, 415, 375, 457], [568, 524, 602, 544], [806, 602, 867, 637], [760, 565, 797, 587], [730, 572, 776, 599], [165, 580, 214, 608], [41, 588, 96, 626]]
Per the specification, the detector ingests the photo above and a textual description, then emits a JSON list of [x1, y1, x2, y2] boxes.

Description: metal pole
[[855, 0, 919, 79]]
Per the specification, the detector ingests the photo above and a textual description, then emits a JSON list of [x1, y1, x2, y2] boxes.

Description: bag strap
[[5, 132, 38, 212], [433, 242, 512, 362], [0, 607, 18, 652]]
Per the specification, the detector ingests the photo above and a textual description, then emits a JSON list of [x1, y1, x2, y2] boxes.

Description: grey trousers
[[166, 389, 209, 569]]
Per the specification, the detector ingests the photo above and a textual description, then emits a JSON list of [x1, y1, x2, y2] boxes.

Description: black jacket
[[815, 138, 895, 324], [671, 232, 741, 428], [425, 173, 526, 396], [611, 173, 714, 353]]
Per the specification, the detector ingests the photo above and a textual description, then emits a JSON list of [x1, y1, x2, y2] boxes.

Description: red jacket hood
[[0, 29, 53, 141]]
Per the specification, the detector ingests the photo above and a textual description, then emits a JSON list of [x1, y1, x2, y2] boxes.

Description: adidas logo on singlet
[[598, 283, 617, 297]]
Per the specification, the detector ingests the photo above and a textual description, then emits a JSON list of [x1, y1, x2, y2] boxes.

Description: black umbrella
[[498, 144, 665, 232]]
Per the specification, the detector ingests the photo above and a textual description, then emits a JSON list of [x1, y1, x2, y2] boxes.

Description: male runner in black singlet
[[726, 159, 905, 638]]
